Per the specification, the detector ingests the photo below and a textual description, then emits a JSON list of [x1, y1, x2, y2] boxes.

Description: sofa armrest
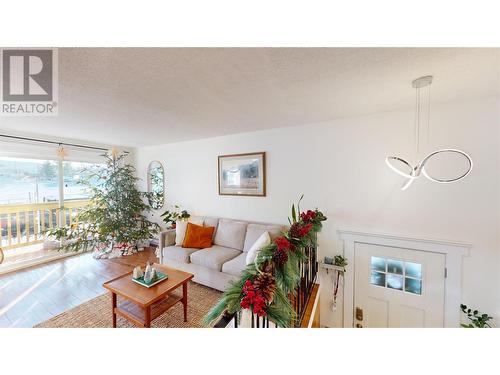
[[159, 228, 176, 249], [158, 228, 176, 263]]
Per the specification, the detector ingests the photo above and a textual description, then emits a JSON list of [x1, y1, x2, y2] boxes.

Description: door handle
[[355, 307, 363, 321]]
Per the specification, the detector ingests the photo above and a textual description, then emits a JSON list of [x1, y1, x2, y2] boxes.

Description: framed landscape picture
[[218, 152, 266, 196]]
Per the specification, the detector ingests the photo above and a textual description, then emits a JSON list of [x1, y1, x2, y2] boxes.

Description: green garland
[[204, 196, 327, 327]]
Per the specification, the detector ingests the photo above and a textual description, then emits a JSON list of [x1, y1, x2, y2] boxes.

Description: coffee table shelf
[[103, 264, 193, 328], [116, 293, 183, 326]]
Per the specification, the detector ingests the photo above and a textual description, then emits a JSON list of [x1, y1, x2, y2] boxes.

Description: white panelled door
[[354, 243, 445, 328]]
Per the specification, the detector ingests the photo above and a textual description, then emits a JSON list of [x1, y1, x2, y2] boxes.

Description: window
[[0, 157, 59, 205], [370, 256, 422, 295], [63, 161, 104, 201]]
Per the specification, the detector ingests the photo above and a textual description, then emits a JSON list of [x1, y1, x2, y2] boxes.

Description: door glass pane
[[405, 278, 422, 295], [0, 156, 60, 266], [387, 259, 403, 275], [371, 256, 386, 272], [368, 255, 425, 295], [387, 274, 403, 290], [371, 271, 386, 287], [405, 261, 422, 279]]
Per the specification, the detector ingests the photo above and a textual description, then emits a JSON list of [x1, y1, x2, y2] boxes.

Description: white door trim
[[338, 230, 470, 328]]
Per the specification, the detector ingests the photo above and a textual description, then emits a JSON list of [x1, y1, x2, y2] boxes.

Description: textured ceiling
[[1, 48, 498, 147]]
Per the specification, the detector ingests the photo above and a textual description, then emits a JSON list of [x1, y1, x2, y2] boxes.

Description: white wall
[[135, 95, 499, 327]]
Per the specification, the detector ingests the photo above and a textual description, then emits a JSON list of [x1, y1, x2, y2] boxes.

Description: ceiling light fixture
[[385, 76, 473, 190]]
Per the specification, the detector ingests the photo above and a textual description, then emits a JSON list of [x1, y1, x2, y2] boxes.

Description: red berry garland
[[236, 205, 327, 323], [298, 223, 313, 237], [288, 222, 302, 239], [300, 209, 317, 222], [240, 280, 267, 316], [272, 236, 293, 267]]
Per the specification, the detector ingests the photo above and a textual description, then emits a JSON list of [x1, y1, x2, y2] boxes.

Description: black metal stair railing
[[214, 243, 318, 328]]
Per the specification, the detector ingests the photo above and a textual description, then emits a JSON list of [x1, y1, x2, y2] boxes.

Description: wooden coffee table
[[103, 264, 194, 328]]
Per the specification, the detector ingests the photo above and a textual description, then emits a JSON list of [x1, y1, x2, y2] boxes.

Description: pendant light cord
[[415, 85, 420, 162], [387, 75, 472, 189], [427, 83, 431, 146]]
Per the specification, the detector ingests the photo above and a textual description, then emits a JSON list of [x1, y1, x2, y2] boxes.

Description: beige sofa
[[158, 216, 284, 291]]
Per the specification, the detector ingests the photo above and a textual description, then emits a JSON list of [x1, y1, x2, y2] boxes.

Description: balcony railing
[[214, 243, 319, 328], [0, 199, 89, 250]]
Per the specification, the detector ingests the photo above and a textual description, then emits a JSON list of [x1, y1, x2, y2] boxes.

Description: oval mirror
[[147, 161, 164, 209]]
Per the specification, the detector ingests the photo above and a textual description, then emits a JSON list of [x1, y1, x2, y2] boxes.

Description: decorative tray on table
[[132, 271, 168, 288]]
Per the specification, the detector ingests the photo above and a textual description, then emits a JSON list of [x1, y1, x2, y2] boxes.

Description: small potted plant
[[460, 304, 493, 328], [160, 204, 190, 228]]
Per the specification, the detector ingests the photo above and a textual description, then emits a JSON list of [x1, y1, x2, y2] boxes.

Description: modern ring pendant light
[[385, 76, 473, 190]]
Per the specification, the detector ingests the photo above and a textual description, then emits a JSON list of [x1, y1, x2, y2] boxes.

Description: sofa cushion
[[162, 245, 200, 263], [222, 253, 247, 276], [213, 219, 248, 250], [243, 223, 283, 252], [203, 216, 219, 229], [203, 217, 219, 239], [190, 215, 205, 224], [190, 245, 241, 271]]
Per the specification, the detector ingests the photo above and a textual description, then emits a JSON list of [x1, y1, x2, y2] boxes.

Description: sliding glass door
[[0, 156, 103, 270]]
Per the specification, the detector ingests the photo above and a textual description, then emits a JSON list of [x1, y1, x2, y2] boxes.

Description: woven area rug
[[35, 281, 222, 328]]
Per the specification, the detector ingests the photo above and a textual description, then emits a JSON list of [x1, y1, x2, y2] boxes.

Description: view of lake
[[0, 157, 96, 205], [0, 177, 87, 204]]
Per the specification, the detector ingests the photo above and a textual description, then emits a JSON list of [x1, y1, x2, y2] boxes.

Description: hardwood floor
[[0, 248, 157, 328]]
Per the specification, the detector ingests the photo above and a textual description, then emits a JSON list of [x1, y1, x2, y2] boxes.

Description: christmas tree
[[48, 151, 159, 257]]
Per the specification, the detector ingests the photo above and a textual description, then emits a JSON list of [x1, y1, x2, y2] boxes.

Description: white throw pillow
[[175, 221, 188, 246], [245, 231, 271, 265], [175, 217, 204, 246]]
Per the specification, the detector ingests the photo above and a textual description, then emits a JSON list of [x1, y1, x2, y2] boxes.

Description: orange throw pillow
[[182, 222, 215, 249]]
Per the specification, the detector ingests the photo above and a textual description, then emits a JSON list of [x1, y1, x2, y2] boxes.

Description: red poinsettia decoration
[[274, 236, 291, 251], [298, 223, 313, 237], [300, 210, 317, 222], [240, 280, 267, 316]]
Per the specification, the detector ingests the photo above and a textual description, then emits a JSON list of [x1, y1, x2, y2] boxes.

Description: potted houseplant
[[160, 204, 190, 228], [46, 152, 159, 258]]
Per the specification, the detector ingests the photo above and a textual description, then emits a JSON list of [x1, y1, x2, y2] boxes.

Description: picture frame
[[218, 152, 266, 196]]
